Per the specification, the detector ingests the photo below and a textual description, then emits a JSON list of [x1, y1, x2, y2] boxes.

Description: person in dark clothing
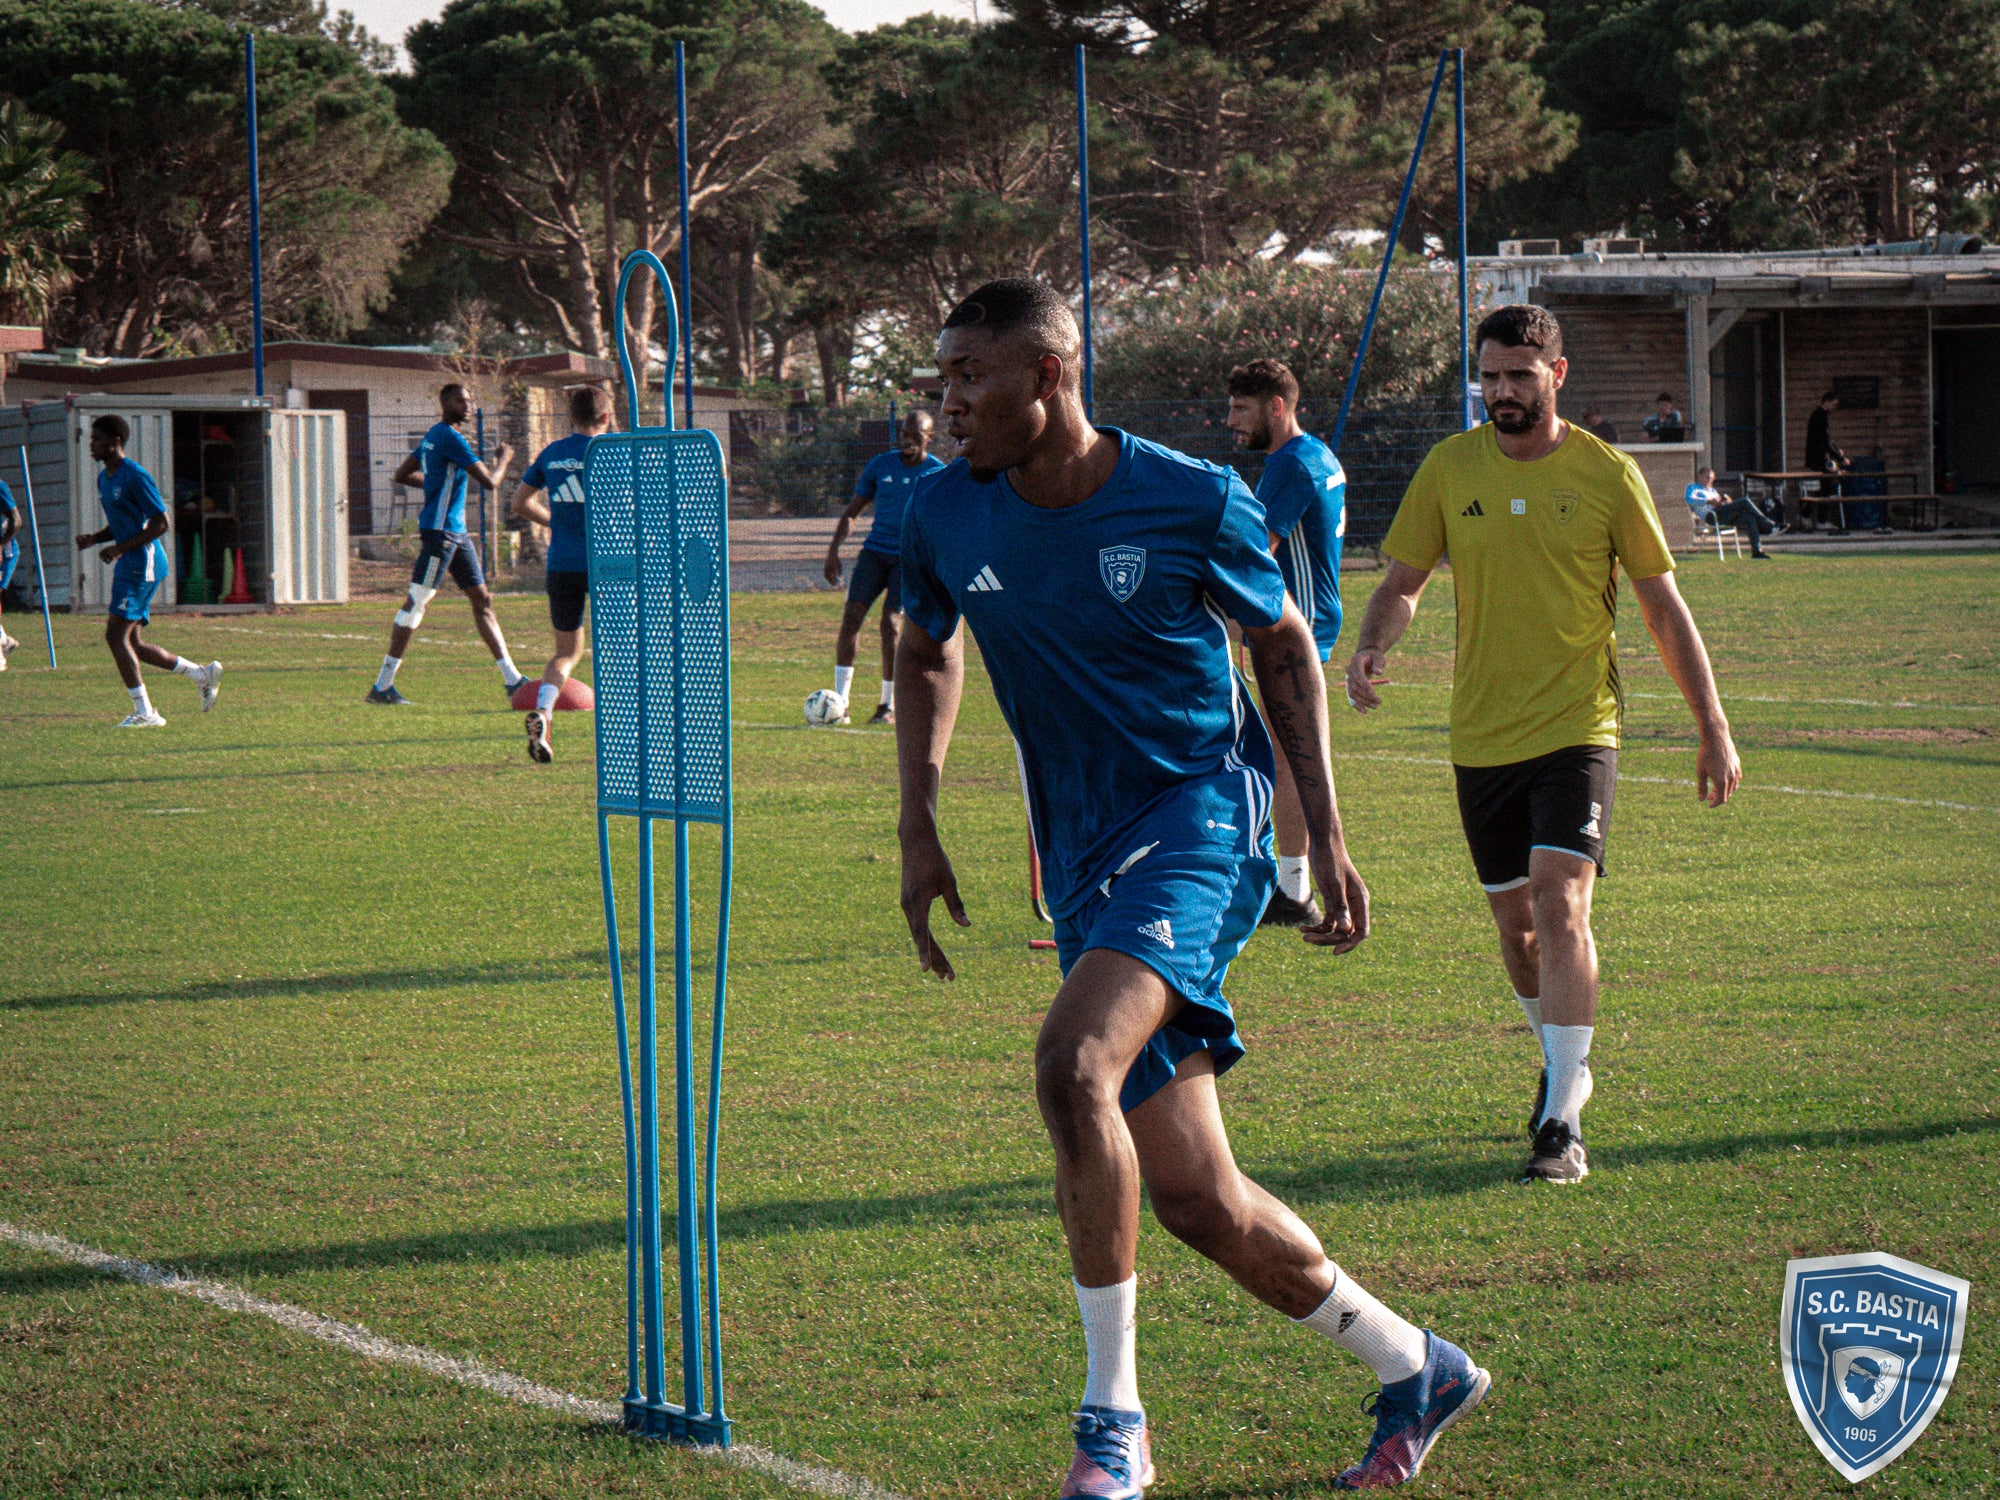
[[1804, 392, 1849, 475], [1582, 407, 1620, 443]]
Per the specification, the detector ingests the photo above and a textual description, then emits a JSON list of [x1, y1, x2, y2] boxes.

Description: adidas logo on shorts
[[1137, 918, 1175, 949], [1581, 800, 1601, 838]]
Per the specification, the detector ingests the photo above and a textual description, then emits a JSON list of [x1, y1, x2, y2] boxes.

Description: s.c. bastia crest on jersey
[[1780, 1251, 1970, 1482], [1099, 547, 1146, 603]]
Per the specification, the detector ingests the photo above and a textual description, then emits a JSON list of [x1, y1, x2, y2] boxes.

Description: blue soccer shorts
[[109, 567, 160, 623], [846, 546, 901, 613], [1053, 768, 1276, 1114], [0, 546, 16, 591], [412, 529, 485, 592]]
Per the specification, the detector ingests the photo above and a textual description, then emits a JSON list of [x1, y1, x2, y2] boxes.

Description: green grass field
[[2, 551, 1996, 1499]]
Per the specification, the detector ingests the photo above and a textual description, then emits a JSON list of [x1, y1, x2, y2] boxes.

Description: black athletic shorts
[[1454, 744, 1616, 890], [412, 529, 483, 592], [546, 569, 588, 633], [846, 546, 901, 612]]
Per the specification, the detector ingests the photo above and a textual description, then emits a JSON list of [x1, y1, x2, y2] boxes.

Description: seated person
[[1581, 406, 1620, 443], [1643, 394, 1685, 442], [1684, 466, 1773, 559]]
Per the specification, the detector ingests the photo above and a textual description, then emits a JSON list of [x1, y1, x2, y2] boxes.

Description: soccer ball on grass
[[803, 689, 850, 727]]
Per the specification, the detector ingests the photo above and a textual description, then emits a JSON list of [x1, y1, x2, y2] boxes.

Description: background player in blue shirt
[[818, 410, 945, 725], [369, 383, 521, 705], [509, 384, 612, 763], [1226, 358, 1348, 929], [897, 280, 1487, 1496], [72, 415, 221, 727], [0, 474, 20, 668]]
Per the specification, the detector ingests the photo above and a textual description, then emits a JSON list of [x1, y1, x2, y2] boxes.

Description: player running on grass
[[1346, 304, 1741, 1186], [73, 416, 221, 727], [0, 473, 20, 668], [897, 280, 1488, 1496], [818, 410, 945, 725], [510, 385, 613, 764], [1225, 357, 1347, 929], [368, 383, 522, 706]]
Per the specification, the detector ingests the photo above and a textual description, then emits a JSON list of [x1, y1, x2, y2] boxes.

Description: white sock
[[879, 678, 894, 707], [1074, 1278, 1141, 1413], [375, 656, 401, 692], [171, 656, 201, 678], [834, 664, 854, 699], [1277, 854, 1311, 902], [128, 684, 152, 715], [536, 680, 560, 714], [1516, 991, 1544, 1043], [1296, 1270, 1427, 1385], [1544, 1024, 1594, 1130], [497, 653, 524, 687]]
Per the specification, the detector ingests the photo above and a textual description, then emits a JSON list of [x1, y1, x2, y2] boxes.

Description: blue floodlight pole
[[1075, 44, 1094, 419], [15, 445, 56, 668], [1331, 49, 1450, 453], [1455, 48, 1471, 430], [676, 42, 694, 431], [244, 33, 265, 399]]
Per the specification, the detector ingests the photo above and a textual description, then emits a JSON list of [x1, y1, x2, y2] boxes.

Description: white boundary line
[[1375, 681, 1999, 714], [0, 1221, 906, 1500]]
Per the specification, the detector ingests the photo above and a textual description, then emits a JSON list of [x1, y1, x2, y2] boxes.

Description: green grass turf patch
[[0, 551, 1995, 1498]]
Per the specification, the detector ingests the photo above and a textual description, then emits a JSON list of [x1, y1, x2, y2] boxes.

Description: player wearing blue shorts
[[897, 281, 1488, 1496], [369, 383, 522, 705], [818, 410, 945, 725], [72, 416, 221, 727], [509, 384, 613, 763], [1226, 358, 1348, 929], [0, 474, 20, 668]]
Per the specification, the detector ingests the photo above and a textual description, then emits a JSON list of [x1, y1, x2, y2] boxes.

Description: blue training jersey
[[523, 433, 591, 572], [0, 477, 15, 562], [416, 421, 482, 533], [901, 429, 1286, 919], [856, 448, 946, 557], [1255, 432, 1346, 662], [98, 459, 169, 582]]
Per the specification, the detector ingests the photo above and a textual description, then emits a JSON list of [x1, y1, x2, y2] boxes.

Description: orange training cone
[[223, 546, 254, 604]]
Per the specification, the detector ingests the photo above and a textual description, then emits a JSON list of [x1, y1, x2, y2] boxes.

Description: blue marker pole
[[1331, 50, 1449, 453], [476, 407, 490, 575], [1075, 44, 1094, 420], [676, 42, 694, 432], [16, 445, 56, 668], [1456, 48, 1471, 430], [244, 33, 265, 399]]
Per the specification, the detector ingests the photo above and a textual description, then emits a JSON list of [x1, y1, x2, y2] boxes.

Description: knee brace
[[395, 581, 438, 630]]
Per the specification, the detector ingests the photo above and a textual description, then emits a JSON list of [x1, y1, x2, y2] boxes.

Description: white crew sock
[[1543, 1024, 1594, 1130], [879, 678, 894, 707], [834, 664, 854, 699], [127, 683, 152, 715], [1296, 1269, 1427, 1385], [170, 656, 201, 678], [497, 653, 524, 687], [1074, 1278, 1141, 1413], [1277, 854, 1311, 902], [1516, 990, 1544, 1038], [375, 656, 401, 692], [536, 680, 560, 714]]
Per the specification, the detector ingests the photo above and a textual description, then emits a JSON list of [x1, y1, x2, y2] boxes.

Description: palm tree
[[0, 101, 97, 325]]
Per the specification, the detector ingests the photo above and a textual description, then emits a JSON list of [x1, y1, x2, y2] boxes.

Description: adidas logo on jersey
[[1137, 918, 1175, 949], [1461, 499, 1485, 516], [967, 566, 1004, 592]]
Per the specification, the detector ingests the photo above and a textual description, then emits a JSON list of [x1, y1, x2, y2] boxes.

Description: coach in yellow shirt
[[1346, 304, 1741, 1186]]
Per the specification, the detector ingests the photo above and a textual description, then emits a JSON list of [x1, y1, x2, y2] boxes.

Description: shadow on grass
[[1, 951, 612, 1012]]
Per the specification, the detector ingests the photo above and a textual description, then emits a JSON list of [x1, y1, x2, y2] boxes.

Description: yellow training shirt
[[1381, 423, 1674, 767]]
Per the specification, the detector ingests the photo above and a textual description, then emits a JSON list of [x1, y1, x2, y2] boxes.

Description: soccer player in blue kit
[[819, 409, 945, 724], [0, 472, 20, 668], [71, 416, 221, 726], [1226, 358, 1347, 928], [369, 383, 521, 705], [509, 385, 613, 763], [896, 281, 1488, 1495]]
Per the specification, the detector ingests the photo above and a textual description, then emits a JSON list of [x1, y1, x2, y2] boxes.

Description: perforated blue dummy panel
[[587, 427, 730, 821]]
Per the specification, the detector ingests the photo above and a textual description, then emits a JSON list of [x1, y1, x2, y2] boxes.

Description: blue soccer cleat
[[1335, 1332, 1490, 1490], [366, 684, 411, 706], [1058, 1406, 1155, 1499]]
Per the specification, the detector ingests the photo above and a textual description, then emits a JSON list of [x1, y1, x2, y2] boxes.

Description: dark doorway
[[307, 389, 373, 532], [1932, 330, 2000, 493]]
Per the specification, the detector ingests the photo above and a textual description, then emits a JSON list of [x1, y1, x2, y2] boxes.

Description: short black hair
[[942, 279, 1080, 364], [1227, 358, 1300, 408], [1820, 390, 1839, 404], [902, 409, 934, 431], [569, 385, 613, 425], [1474, 304, 1563, 361], [440, 382, 468, 402], [92, 414, 129, 445], [1657, 392, 1676, 404]]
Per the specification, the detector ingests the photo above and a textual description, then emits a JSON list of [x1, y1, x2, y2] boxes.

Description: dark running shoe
[[1527, 1068, 1548, 1140], [1523, 1117, 1589, 1184], [1335, 1332, 1491, 1489], [525, 710, 554, 764], [366, 685, 411, 706], [867, 703, 895, 725], [1259, 889, 1324, 927]]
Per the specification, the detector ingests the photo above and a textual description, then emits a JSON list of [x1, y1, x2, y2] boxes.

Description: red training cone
[[510, 677, 596, 711], [223, 546, 254, 604]]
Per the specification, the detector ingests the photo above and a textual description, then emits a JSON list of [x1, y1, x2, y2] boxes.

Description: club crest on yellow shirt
[[1552, 489, 1581, 523]]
